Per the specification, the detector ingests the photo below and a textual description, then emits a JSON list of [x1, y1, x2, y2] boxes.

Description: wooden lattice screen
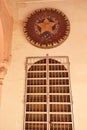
[[24, 55, 74, 130]]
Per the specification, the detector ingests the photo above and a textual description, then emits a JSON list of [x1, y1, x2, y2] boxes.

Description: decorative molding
[[0, 0, 13, 85], [24, 8, 70, 49], [17, 0, 64, 4]]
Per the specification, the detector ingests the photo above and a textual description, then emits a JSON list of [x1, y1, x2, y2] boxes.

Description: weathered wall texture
[[0, 0, 87, 130], [0, 0, 13, 84]]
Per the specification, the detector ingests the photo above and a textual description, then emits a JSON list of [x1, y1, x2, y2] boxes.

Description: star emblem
[[24, 8, 70, 48], [36, 18, 57, 34]]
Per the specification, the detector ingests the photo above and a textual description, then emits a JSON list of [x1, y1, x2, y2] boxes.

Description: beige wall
[[1, 0, 87, 130]]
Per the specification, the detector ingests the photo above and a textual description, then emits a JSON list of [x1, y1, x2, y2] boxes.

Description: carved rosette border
[[24, 8, 70, 49]]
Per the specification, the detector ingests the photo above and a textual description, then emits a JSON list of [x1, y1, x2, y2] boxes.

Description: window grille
[[24, 55, 74, 130]]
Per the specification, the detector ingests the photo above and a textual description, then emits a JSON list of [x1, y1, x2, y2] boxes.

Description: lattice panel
[[24, 55, 74, 130]]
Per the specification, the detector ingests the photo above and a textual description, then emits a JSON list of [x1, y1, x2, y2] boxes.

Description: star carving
[[24, 8, 70, 48], [36, 18, 57, 34]]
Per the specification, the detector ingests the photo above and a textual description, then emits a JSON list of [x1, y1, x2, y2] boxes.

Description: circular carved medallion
[[24, 8, 70, 48]]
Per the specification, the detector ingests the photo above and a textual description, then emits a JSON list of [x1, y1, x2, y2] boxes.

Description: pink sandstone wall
[[0, 0, 13, 84], [1, 1, 87, 130]]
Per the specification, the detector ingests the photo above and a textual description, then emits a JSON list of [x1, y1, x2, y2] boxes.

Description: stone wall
[[0, 0, 13, 84]]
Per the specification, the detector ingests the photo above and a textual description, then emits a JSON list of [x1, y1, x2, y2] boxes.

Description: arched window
[[24, 55, 74, 130]]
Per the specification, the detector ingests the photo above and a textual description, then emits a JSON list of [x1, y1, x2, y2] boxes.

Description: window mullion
[[46, 54, 50, 130]]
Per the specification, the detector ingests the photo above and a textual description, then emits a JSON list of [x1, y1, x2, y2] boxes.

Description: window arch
[[24, 55, 74, 130]]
